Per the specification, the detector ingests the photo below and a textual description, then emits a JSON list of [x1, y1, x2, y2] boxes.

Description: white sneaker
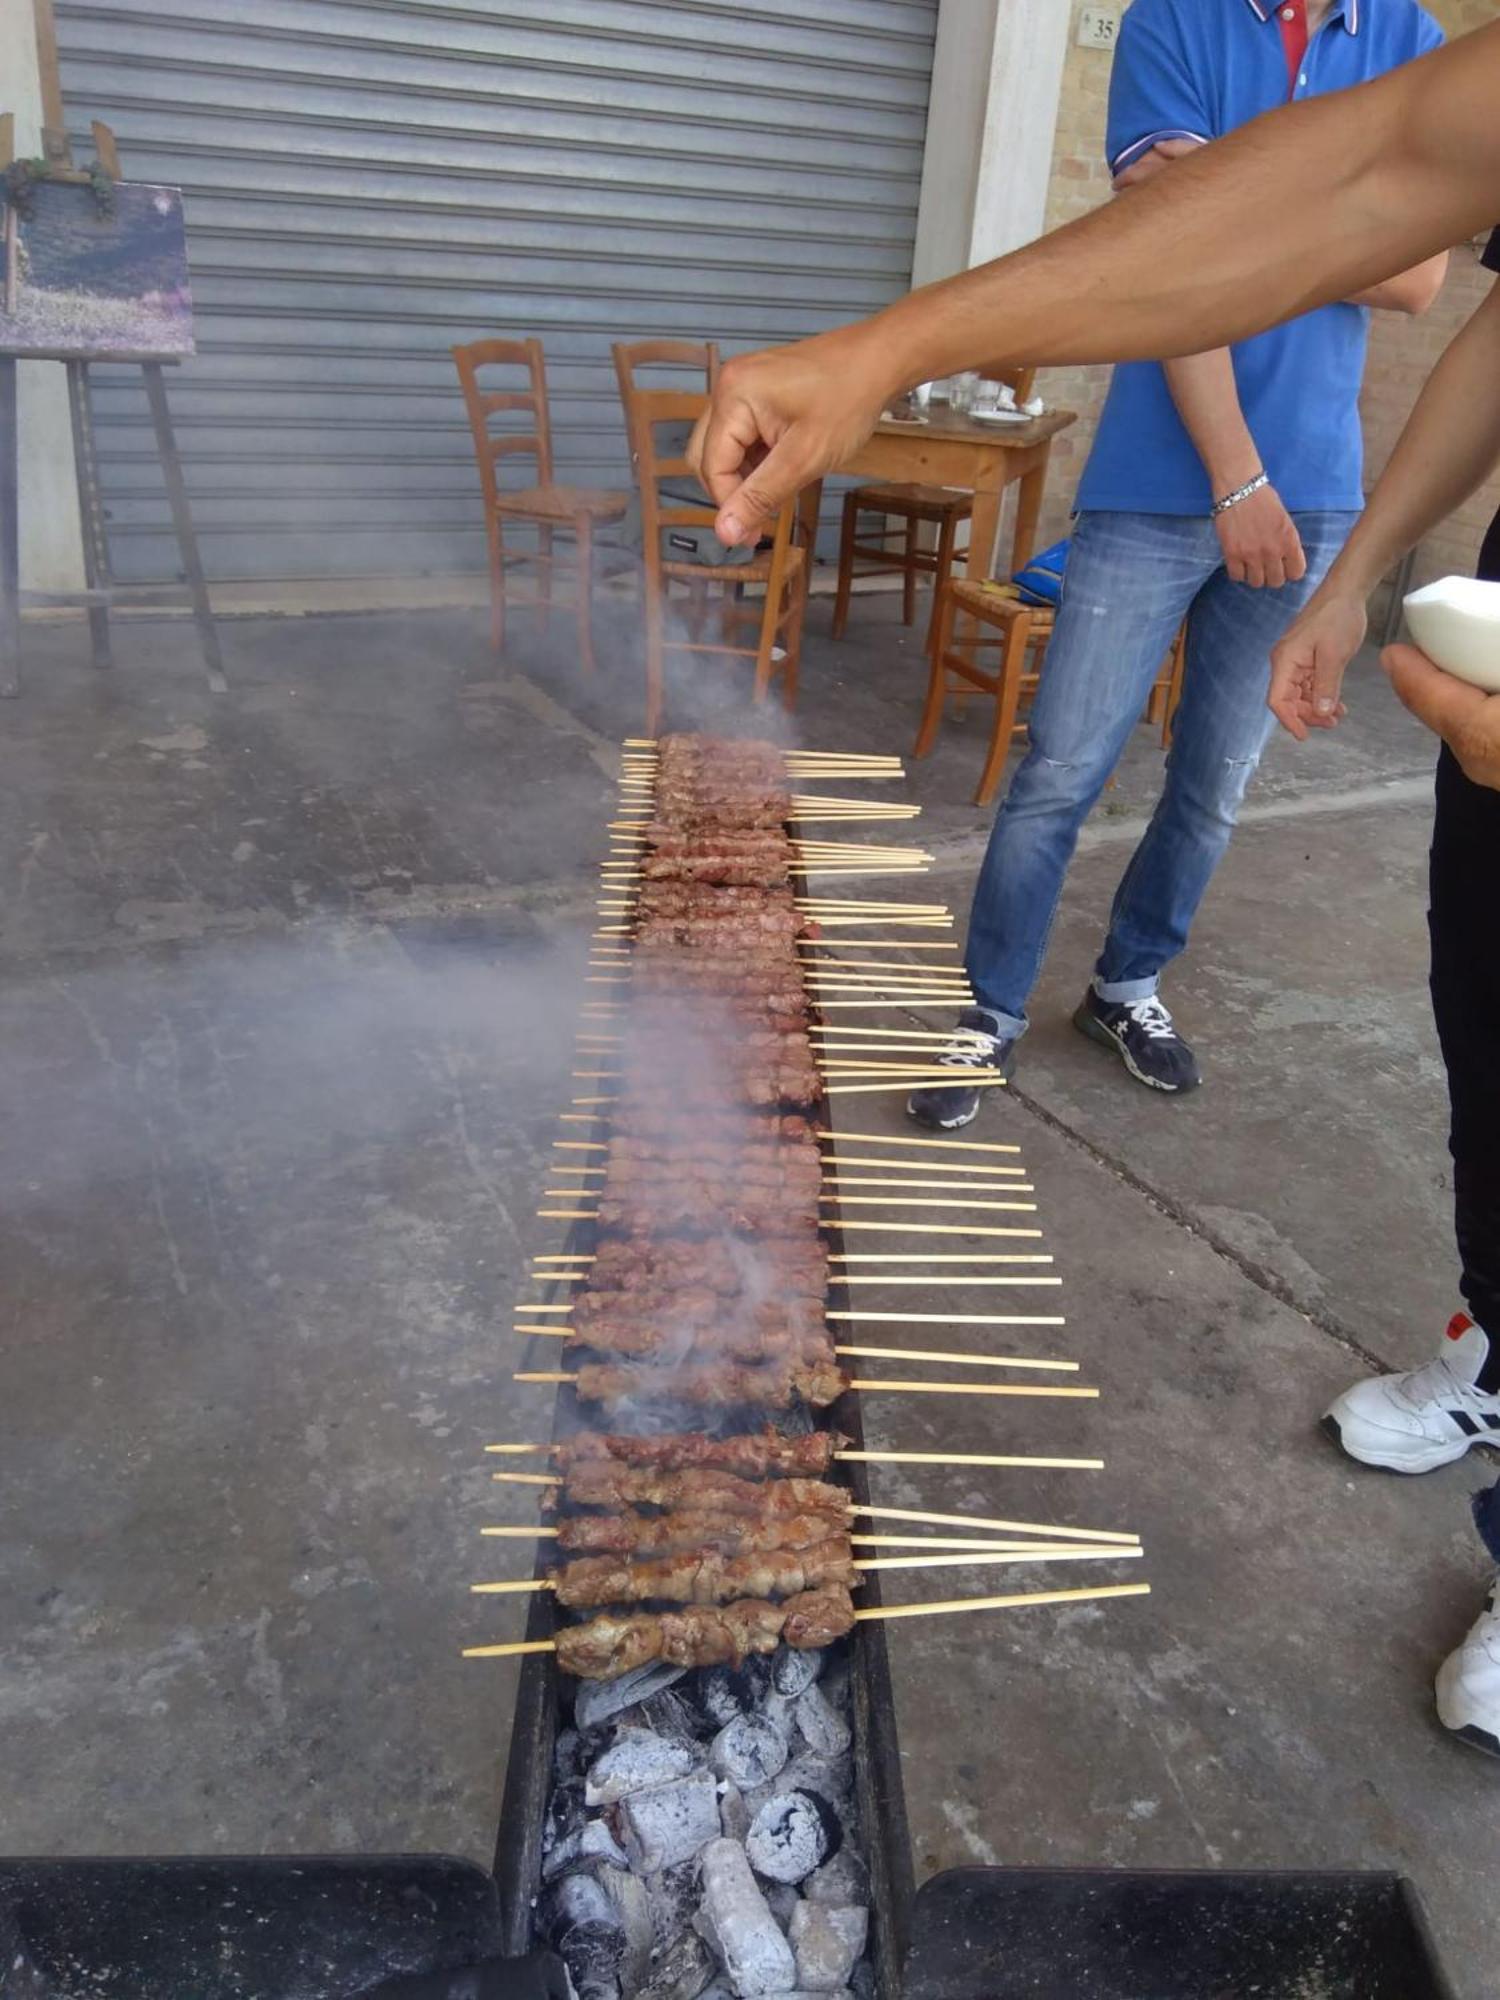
[[1435, 1580, 1500, 1758], [1322, 1314, 1500, 1473]]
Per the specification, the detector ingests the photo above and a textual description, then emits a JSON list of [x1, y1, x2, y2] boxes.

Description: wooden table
[[803, 405, 1076, 581]]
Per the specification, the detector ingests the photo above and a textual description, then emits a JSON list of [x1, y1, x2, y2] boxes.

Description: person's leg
[[910, 512, 1213, 1130], [1095, 510, 1356, 993], [1325, 524, 1500, 1472], [962, 511, 1215, 1032]]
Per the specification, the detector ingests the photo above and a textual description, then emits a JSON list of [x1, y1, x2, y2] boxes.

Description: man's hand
[[1215, 481, 1307, 590], [1385, 641, 1500, 788], [687, 325, 898, 547], [1111, 136, 1202, 193], [1268, 586, 1365, 737]]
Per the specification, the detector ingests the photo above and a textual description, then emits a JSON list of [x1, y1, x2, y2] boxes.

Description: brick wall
[[1030, 0, 1500, 585]]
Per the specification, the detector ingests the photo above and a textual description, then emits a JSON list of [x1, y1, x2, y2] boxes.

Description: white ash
[[710, 1712, 790, 1789], [792, 1684, 851, 1759], [696, 1836, 798, 1996], [602, 1865, 657, 1990], [576, 1661, 689, 1730], [587, 1726, 703, 1805], [789, 1902, 867, 1993], [770, 1645, 824, 1699], [620, 1768, 723, 1874], [744, 1789, 841, 1885], [626, 1687, 705, 1746]]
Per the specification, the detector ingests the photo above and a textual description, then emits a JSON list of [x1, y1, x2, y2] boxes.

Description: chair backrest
[[1001, 365, 1038, 404], [612, 339, 721, 400], [452, 337, 553, 508], [616, 373, 795, 579]]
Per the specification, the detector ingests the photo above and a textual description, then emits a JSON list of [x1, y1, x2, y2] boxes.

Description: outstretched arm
[[1269, 275, 1500, 739], [691, 25, 1500, 544]]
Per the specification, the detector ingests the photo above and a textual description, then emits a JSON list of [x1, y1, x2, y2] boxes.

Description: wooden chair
[[915, 577, 1188, 807], [831, 367, 1039, 649], [613, 340, 807, 735], [453, 337, 628, 668]]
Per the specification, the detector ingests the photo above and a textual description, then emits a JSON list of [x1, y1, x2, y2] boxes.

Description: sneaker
[[1436, 1579, 1500, 1757], [1323, 1314, 1500, 1473], [906, 1009, 1016, 1131], [1072, 985, 1201, 1093]]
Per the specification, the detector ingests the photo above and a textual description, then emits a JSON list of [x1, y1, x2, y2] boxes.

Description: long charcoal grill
[[493, 1155, 916, 1996]]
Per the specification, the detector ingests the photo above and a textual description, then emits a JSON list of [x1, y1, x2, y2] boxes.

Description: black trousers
[[1432, 510, 1500, 1392]]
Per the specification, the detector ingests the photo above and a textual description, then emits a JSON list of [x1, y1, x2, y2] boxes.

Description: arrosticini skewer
[[483, 1431, 1106, 1473], [462, 1583, 1152, 1672]]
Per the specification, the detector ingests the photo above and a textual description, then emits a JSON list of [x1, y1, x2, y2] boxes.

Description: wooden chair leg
[[780, 566, 807, 711], [486, 513, 505, 655], [538, 524, 554, 632], [975, 612, 1032, 808], [575, 512, 595, 673], [831, 491, 858, 640], [924, 513, 959, 657], [913, 584, 958, 760], [902, 513, 918, 626]]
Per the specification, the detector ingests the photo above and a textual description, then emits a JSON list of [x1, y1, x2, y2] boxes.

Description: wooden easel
[[0, 0, 224, 697]]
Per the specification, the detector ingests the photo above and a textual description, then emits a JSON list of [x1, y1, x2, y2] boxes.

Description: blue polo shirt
[[1074, 0, 1443, 517]]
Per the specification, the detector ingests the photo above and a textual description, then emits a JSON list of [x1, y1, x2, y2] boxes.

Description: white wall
[[1, 0, 86, 595], [912, 0, 1071, 284]]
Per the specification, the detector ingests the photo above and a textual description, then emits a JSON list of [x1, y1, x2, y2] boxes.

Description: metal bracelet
[[1211, 470, 1269, 517]]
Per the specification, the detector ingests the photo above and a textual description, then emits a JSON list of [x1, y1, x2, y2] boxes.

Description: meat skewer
[[484, 1429, 1107, 1475], [463, 1582, 1154, 1677]]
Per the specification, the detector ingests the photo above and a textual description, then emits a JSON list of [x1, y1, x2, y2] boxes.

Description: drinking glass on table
[[948, 371, 980, 414]]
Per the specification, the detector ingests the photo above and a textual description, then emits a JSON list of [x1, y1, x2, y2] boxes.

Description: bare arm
[[691, 27, 1500, 542], [1269, 276, 1500, 736], [1163, 349, 1307, 588], [1347, 250, 1449, 314]]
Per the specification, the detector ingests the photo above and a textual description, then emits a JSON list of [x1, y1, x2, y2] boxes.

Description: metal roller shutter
[[54, 0, 938, 585]]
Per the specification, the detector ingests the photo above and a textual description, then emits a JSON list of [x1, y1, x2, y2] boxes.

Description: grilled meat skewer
[[555, 1587, 856, 1678], [556, 1428, 846, 1479]]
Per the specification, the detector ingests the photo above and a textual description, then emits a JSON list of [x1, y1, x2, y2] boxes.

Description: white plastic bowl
[[1402, 574, 1500, 692]]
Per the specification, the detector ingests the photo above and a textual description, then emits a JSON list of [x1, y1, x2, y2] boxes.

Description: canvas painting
[[0, 177, 193, 360]]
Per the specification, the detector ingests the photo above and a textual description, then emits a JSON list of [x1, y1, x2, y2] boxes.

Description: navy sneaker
[[1073, 984, 1200, 1093], [906, 1009, 1017, 1131]]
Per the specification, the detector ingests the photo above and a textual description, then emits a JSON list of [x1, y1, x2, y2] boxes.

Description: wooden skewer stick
[[799, 939, 957, 950], [817, 1128, 1019, 1154], [461, 1583, 1150, 1657], [471, 1547, 1139, 1595], [820, 1191, 1028, 1208], [509, 1328, 1076, 1372], [824, 1079, 1005, 1093], [479, 1500, 1136, 1544], [830, 1252, 1050, 1262], [821, 1174, 1031, 1191], [804, 963, 964, 976], [482, 1448, 1104, 1480], [513, 1371, 1092, 1400], [822, 1159, 1029, 1177], [828, 1307, 1062, 1323], [832, 1220, 1042, 1238]]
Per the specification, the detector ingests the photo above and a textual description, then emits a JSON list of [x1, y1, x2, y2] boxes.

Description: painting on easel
[[0, 174, 193, 360]]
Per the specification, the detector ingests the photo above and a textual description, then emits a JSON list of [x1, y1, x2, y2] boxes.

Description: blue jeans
[[965, 508, 1357, 1034]]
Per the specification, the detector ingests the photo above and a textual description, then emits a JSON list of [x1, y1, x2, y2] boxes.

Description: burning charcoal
[[639, 1930, 717, 2000], [554, 1727, 586, 1782], [851, 1961, 876, 2000], [803, 1847, 869, 1909], [620, 1767, 722, 1873], [540, 1869, 627, 1987], [543, 1816, 632, 1883], [600, 1864, 655, 1990], [711, 1713, 790, 1790], [779, 1750, 854, 1812], [648, 1860, 702, 1951], [695, 1837, 798, 1996], [789, 1902, 868, 1993], [770, 1645, 824, 1699], [575, 1660, 688, 1730], [792, 1685, 851, 1759], [696, 1655, 773, 1727], [718, 1779, 751, 1843], [762, 1880, 801, 1929], [542, 1775, 588, 1867], [586, 1726, 702, 1806], [745, 1790, 841, 1885], [630, 1687, 707, 1746]]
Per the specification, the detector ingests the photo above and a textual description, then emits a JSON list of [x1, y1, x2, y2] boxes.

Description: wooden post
[[31, 0, 70, 166]]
